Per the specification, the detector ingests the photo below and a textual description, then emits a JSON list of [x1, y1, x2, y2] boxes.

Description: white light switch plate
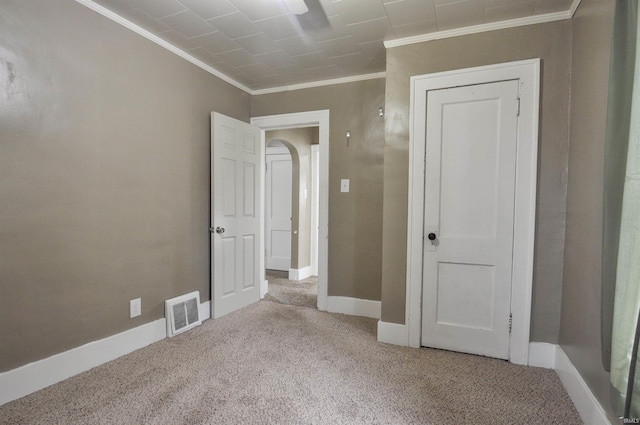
[[340, 179, 350, 192]]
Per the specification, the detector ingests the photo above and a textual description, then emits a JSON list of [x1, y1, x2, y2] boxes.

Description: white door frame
[[251, 110, 329, 311], [310, 144, 320, 276], [406, 59, 540, 365]]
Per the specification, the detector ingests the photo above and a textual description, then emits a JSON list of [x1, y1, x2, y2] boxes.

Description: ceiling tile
[[161, 30, 200, 50], [486, 0, 532, 7], [275, 36, 322, 56], [207, 12, 262, 39], [317, 35, 361, 58], [347, 17, 395, 43], [255, 15, 302, 41], [332, 52, 369, 69], [330, 0, 388, 25], [254, 50, 298, 68], [533, 0, 574, 15], [317, 0, 339, 17], [305, 15, 352, 41], [391, 19, 438, 38], [191, 31, 240, 54], [217, 48, 261, 67], [435, 0, 484, 31], [128, 8, 172, 33], [177, 0, 238, 20], [233, 33, 281, 55], [384, 0, 436, 27], [210, 59, 240, 74], [357, 40, 386, 60], [294, 51, 332, 69], [188, 48, 225, 65], [127, 0, 187, 19], [236, 62, 279, 79], [485, 2, 535, 21], [229, 0, 288, 21], [160, 10, 216, 38], [305, 63, 340, 78], [433, 0, 463, 6]]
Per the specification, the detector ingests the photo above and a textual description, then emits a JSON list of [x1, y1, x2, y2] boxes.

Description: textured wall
[[382, 21, 572, 344], [0, 0, 250, 371], [252, 79, 386, 301], [560, 0, 617, 421]]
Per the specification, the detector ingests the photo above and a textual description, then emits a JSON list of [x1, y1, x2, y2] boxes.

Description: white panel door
[[211, 112, 261, 319], [265, 148, 292, 271], [421, 80, 519, 359]]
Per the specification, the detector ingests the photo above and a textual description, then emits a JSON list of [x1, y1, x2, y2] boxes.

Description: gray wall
[[0, 0, 250, 371], [560, 0, 617, 421], [382, 21, 572, 343], [266, 127, 316, 270], [253, 80, 386, 300]]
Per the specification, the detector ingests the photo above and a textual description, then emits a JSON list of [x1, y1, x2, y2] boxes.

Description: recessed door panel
[[436, 262, 495, 330], [243, 235, 255, 290], [243, 163, 255, 217]]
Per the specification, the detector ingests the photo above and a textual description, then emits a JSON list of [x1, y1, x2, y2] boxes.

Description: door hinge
[[516, 97, 521, 117], [508, 313, 513, 335]]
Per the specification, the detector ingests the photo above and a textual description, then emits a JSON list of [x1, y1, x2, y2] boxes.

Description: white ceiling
[[84, 0, 578, 93]]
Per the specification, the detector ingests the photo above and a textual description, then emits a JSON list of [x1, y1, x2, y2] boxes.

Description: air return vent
[[165, 291, 201, 337]]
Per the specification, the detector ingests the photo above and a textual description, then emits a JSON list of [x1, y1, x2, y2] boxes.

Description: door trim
[[251, 110, 329, 311], [406, 59, 540, 365]]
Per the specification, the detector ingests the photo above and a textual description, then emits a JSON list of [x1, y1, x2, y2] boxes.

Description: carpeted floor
[[263, 269, 318, 309], [0, 280, 582, 425]]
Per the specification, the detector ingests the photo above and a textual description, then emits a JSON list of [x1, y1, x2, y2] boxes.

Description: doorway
[[251, 110, 329, 311], [405, 60, 540, 365]]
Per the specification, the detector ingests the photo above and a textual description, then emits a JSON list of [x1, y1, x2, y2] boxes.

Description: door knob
[[215, 227, 225, 234], [427, 232, 437, 241]]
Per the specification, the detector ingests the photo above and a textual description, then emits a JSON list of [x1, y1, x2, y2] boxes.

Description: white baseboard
[[528, 342, 611, 424], [199, 300, 211, 321], [528, 342, 557, 369], [261, 279, 268, 299], [0, 318, 166, 406], [326, 296, 381, 319], [288, 266, 313, 281], [0, 301, 210, 407], [377, 320, 409, 346], [554, 346, 611, 425]]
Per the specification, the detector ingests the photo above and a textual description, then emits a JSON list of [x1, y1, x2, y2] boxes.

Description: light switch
[[340, 179, 350, 193]]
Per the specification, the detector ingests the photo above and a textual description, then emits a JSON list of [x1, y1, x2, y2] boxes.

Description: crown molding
[[384, 2, 581, 49], [252, 72, 386, 95], [569, 0, 584, 17]]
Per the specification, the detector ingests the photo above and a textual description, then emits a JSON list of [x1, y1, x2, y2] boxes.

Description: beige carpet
[[263, 269, 318, 309], [0, 297, 581, 424]]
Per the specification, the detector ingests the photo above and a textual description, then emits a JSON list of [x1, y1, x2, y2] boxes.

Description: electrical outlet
[[130, 298, 141, 318]]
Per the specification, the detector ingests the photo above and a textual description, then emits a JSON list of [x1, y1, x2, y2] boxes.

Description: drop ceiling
[[81, 0, 579, 94]]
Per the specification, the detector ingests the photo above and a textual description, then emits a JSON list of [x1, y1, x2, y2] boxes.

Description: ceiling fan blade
[[296, 0, 331, 32], [283, 0, 309, 15]]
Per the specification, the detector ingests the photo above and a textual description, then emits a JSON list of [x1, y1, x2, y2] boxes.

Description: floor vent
[[165, 291, 202, 337]]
